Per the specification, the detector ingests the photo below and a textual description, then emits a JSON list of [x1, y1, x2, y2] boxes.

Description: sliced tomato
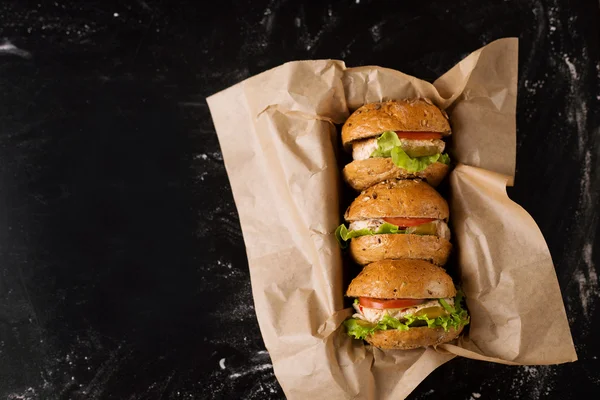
[[383, 217, 436, 227], [395, 131, 443, 140], [359, 297, 425, 309]]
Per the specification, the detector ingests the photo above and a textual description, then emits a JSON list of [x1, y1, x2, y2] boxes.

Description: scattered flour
[[575, 242, 599, 315], [564, 56, 578, 79], [555, 16, 600, 328], [370, 23, 382, 43], [510, 365, 556, 399], [0, 40, 31, 58], [7, 388, 37, 400], [229, 363, 273, 379], [579, 150, 592, 215]]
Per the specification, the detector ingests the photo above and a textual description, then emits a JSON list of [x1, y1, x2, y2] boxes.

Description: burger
[[343, 259, 469, 349], [335, 179, 451, 266], [341, 99, 451, 191]]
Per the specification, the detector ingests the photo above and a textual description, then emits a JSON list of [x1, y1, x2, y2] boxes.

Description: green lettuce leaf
[[390, 147, 443, 172], [369, 130, 450, 172], [379, 314, 410, 331], [370, 131, 402, 157], [344, 319, 379, 339], [335, 223, 406, 249], [376, 222, 406, 235], [439, 153, 451, 165], [344, 291, 470, 340], [439, 298, 456, 314], [344, 314, 410, 339]]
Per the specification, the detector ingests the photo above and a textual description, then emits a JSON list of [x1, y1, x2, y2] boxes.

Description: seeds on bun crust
[[342, 158, 449, 191], [341, 99, 451, 149], [346, 259, 457, 299], [365, 325, 463, 350], [349, 233, 451, 266], [344, 179, 449, 222]]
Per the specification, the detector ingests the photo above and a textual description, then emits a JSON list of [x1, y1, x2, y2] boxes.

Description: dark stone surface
[[0, 0, 598, 399]]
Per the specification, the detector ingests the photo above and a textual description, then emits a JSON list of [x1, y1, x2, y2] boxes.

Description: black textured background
[[1, 1, 599, 399]]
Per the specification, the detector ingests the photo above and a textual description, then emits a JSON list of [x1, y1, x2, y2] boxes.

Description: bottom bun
[[349, 234, 451, 266], [365, 325, 464, 350], [342, 158, 449, 191]]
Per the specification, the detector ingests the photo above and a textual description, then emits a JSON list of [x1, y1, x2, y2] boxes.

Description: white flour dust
[[370, 23, 383, 43], [219, 280, 254, 321], [564, 56, 578, 79], [0, 40, 31, 58], [550, 2, 600, 325], [193, 152, 223, 161], [575, 242, 599, 315], [260, 8, 275, 36], [419, 389, 435, 397], [198, 258, 243, 283], [222, 349, 273, 383], [510, 365, 556, 399], [561, 56, 589, 153], [295, 3, 340, 53], [7, 388, 37, 400], [522, 79, 545, 95], [580, 150, 592, 206], [244, 380, 279, 399], [229, 363, 273, 379]]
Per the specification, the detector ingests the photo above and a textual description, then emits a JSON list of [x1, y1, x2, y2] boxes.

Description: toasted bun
[[342, 158, 449, 191], [341, 99, 451, 148], [365, 325, 463, 350], [346, 259, 456, 299], [344, 180, 449, 221], [349, 234, 451, 266]]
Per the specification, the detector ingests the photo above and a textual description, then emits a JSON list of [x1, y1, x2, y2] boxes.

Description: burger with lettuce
[[336, 179, 451, 266], [344, 259, 469, 349], [341, 98, 451, 191]]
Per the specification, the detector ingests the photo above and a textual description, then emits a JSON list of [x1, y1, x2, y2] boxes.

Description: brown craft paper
[[207, 38, 577, 400]]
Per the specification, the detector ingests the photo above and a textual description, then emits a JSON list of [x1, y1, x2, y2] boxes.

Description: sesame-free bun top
[[346, 259, 456, 299], [341, 99, 451, 148], [344, 179, 449, 221]]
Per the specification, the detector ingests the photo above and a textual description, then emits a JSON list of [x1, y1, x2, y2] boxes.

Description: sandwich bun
[[344, 180, 449, 222], [342, 158, 449, 191], [347, 260, 461, 350], [346, 259, 456, 299], [341, 99, 451, 149], [365, 325, 463, 350], [349, 233, 451, 265]]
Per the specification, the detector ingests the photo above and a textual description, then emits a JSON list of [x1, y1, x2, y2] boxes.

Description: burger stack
[[335, 99, 470, 350]]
